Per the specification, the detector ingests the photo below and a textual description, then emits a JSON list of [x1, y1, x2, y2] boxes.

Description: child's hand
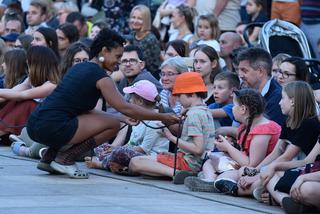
[[213, 135, 231, 152], [122, 115, 139, 126], [158, 125, 174, 141]]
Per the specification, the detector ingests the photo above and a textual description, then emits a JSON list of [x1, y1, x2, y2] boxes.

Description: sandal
[[50, 161, 89, 179], [11, 141, 26, 155], [253, 186, 266, 202]]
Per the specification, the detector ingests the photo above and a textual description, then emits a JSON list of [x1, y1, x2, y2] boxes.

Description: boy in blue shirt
[[208, 71, 240, 126]]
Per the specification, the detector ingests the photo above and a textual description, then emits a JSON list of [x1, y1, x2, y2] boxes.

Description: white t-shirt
[[128, 120, 169, 156], [197, 40, 221, 52]]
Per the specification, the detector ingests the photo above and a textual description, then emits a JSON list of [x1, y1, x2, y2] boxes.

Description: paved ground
[[0, 146, 283, 214]]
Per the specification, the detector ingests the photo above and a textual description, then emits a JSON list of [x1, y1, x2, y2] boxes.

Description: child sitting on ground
[[129, 72, 217, 184], [1, 46, 60, 145], [184, 88, 281, 193], [84, 80, 170, 174], [208, 71, 240, 127], [238, 81, 320, 205]]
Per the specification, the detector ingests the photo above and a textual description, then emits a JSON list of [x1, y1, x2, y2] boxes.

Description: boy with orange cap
[[129, 72, 217, 184]]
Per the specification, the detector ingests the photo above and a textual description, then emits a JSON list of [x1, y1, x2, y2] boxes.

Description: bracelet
[[243, 167, 258, 176]]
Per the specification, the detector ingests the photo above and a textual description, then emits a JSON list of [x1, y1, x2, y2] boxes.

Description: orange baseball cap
[[172, 72, 207, 95]]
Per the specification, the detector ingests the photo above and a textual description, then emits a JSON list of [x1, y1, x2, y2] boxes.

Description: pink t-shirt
[[237, 121, 281, 156]]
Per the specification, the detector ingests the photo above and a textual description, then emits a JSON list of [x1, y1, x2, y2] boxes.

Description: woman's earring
[[98, 56, 105, 63]]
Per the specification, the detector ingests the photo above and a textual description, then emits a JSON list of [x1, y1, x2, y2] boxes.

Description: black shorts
[[27, 114, 78, 150], [274, 169, 301, 194]]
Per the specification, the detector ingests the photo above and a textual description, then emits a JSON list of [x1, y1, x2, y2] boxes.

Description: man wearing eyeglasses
[[117, 45, 162, 98]]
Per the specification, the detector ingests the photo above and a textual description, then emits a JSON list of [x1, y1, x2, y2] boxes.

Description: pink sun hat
[[123, 80, 158, 102]]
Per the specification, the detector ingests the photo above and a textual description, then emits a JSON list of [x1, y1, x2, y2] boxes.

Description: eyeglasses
[[120, 58, 141, 66], [276, 69, 296, 79], [73, 58, 89, 64], [159, 72, 179, 77]]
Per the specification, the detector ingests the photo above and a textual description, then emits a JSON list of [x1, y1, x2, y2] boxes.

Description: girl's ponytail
[[234, 89, 265, 151]]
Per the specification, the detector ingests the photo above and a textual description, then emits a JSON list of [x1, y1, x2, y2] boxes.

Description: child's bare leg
[[266, 171, 288, 205], [202, 159, 217, 181], [84, 156, 103, 169], [129, 155, 174, 177], [296, 181, 320, 209]]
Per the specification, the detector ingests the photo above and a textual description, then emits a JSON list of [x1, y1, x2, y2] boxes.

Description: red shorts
[[157, 152, 192, 171]]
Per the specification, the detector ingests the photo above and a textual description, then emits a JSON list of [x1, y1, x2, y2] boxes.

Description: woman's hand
[[121, 115, 139, 126], [213, 135, 232, 152], [161, 113, 180, 126], [290, 175, 305, 202]]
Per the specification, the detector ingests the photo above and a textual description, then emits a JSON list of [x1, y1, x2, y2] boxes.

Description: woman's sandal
[[50, 161, 89, 179]]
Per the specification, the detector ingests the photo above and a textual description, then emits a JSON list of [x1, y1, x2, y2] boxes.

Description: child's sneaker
[[214, 178, 238, 196], [173, 170, 196, 184], [184, 176, 217, 192]]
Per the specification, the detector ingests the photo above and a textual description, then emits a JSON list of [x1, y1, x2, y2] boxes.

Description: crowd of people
[[0, 0, 319, 213]]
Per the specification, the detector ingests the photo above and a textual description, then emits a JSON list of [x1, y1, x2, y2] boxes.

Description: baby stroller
[[243, 19, 320, 86]]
